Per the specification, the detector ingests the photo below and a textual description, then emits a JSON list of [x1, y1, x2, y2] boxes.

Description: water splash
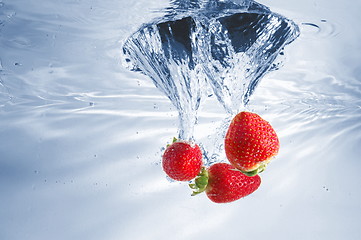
[[122, 0, 299, 140]]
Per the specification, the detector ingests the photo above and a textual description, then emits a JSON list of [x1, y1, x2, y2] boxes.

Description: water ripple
[[1, 0, 361, 239], [300, 19, 340, 39]]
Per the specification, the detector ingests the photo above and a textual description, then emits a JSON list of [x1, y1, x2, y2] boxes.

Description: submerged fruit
[[162, 139, 203, 181], [205, 163, 261, 203], [190, 163, 261, 203], [225, 111, 279, 176]]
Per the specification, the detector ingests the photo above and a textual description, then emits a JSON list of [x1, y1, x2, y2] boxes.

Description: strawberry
[[225, 111, 279, 176], [162, 139, 203, 181], [190, 163, 261, 203]]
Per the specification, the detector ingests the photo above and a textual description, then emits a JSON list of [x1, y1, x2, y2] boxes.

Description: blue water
[[1, 0, 361, 240], [123, 0, 300, 164]]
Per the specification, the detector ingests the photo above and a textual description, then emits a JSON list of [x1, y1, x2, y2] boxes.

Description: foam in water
[[122, 0, 299, 141]]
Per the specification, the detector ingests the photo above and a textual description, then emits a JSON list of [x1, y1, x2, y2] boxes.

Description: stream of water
[[123, 0, 299, 142]]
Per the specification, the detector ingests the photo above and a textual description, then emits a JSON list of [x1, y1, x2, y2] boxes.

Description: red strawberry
[[190, 163, 261, 203], [162, 139, 203, 181], [225, 111, 279, 176]]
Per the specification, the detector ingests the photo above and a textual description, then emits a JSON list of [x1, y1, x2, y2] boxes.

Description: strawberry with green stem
[[162, 138, 203, 181], [224, 111, 280, 176], [190, 163, 261, 203]]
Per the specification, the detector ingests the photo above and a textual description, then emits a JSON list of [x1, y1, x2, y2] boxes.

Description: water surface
[[1, 0, 360, 240]]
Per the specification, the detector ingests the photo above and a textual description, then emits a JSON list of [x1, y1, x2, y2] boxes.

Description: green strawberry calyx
[[166, 137, 178, 148], [166, 137, 198, 148], [189, 167, 209, 196], [241, 162, 268, 177]]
